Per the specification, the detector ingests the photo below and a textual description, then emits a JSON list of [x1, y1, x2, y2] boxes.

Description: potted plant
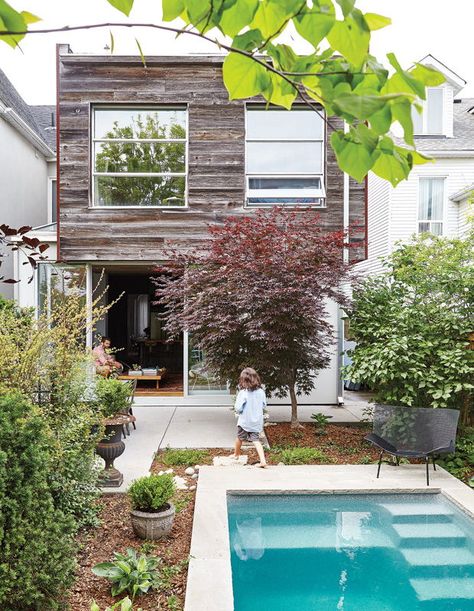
[[128, 473, 176, 540], [95, 377, 133, 487], [128, 364, 143, 376]]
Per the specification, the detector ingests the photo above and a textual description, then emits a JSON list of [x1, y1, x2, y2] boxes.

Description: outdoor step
[[402, 547, 474, 577], [409, 577, 474, 602], [380, 501, 454, 524], [392, 522, 467, 548], [239, 523, 393, 550]]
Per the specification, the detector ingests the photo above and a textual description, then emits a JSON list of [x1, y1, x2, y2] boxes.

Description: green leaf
[[385, 53, 426, 99], [0, 0, 27, 48], [327, 17, 370, 67], [232, 28, 264, 51], [135, 38, 146, 67], [364, 13, 391, 31], [223, 52, 271, 99], [162, 0, 185, 20], [219, 0, 258, 37], [294, 1, 336, 48], [251, 0, 289, 39], [92, 562, 123, 578], [106, 0, 134, 16], [331, 130, 376, 182], [372, 145, 410, 186], [411, 63, 446, 87], [109, 30, 115, 54], [391, 98, 414, 146], [333, 93, 388, 119], [265, 72, 297, 109], [20, 11, 40, 24], [370, 105, 392, 135]]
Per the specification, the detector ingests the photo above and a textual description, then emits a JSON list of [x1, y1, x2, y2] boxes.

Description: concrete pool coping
[[184, 464, 474, 611]]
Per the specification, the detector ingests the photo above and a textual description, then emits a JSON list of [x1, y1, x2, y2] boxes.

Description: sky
[[0, 0, 473, 105]]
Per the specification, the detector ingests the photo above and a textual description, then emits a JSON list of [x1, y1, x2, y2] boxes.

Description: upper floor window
[[412, 88, 444, 135], [245, 107, 325, 207], [49, 178, 57, 223], [418, 177, 444, 235], [92, 106, 187, 207]]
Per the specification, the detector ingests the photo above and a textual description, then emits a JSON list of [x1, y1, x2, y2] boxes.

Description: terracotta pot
[[130, 503, 176, 540], [96, 420, 126, 487]]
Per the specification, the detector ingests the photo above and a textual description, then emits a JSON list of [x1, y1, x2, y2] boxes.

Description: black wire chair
[[365, 404, 460, 486]]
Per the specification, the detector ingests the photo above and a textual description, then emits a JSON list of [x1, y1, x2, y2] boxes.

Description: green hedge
[[0, 393, 76, 609]]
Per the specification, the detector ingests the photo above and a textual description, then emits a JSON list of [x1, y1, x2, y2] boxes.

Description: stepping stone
[[213, 455, 248, 466]]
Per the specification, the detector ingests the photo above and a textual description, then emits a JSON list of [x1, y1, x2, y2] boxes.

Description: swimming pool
[[227, 493, 474, 611]]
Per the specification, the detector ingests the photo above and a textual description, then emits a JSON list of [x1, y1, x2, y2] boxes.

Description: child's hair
[[239, 367, 261, 391]]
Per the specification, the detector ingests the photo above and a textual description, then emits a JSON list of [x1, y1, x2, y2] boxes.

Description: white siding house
[[359, 56, 474, 276], [0, 68, 56, 299]]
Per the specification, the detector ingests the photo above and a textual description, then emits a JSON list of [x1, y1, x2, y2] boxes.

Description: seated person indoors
[[93, 336, 123, 376]]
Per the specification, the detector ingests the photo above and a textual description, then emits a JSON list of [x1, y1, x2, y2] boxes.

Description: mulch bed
[[67, 422, 394, 609], [264, 422, 382, 464]]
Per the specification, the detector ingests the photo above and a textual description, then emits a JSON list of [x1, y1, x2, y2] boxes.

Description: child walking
[[231, 367, 267, 468]]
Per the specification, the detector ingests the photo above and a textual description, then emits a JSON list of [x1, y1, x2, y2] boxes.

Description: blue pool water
[[227, 494, 474, 611]]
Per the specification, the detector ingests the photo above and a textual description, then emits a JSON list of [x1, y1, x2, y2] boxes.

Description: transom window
[[418, 177, 445, 235], [92, 106, 187, 207], [412, 88, 444, 136], [245, 107, 325, 207]]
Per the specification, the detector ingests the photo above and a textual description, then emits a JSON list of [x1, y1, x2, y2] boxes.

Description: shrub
[[92, 548, 159, 600], [0, 393, 76, 609], [96, 377, 133, 418], [128, 474, 176, 512], [271, 446, 332, 465], [161, 448, 209, 466], [436, 427, 474, 484], [345, 233, 474, 423], [0, 289, 111, 529], [311, 412, 333, 435]]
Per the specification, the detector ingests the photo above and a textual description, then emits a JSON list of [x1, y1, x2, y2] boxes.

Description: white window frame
[[47, 176, 57, 223], [418, 176, 446, 236], [91, 105, 188, 209], [245, 105, 326, 208], [412, 87, 444, 136]]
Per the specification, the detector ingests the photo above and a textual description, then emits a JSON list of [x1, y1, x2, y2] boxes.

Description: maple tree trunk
[[289, 382, 303, 429]]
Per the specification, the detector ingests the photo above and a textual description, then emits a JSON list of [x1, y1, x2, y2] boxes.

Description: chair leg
[[396, 456, 400, 466], [432, 455, 437, 471], [129, 407, 136, 430], [425, 456, 430, 486], [377, 450, 384, 478]]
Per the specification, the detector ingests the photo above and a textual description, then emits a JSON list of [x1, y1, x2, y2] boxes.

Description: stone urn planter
[[95, 416, 130, 487], [128, 473, 176, 540], [130, 503, 176, 540]]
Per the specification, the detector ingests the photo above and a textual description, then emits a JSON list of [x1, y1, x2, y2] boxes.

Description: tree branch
[[0, 21, 340, 129]]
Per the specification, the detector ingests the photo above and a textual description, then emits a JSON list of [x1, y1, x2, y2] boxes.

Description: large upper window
[[418, 177, 444, 235], [92, 107, 187, 207], [246, 107, 325, 207], [412, 88, 444, 135]]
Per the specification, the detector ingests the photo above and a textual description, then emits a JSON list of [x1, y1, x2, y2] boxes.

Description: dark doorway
[[106, 271, 183, 395]]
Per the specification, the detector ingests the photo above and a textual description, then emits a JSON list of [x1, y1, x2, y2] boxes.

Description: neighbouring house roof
[[413, 98, 474, 152], [417, 55, 466, 95], [0, 67, 56, 155], [450, 183, 474, 202]]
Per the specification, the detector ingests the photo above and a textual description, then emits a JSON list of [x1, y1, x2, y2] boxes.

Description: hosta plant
[[90, 597, 142, 611], [92, 548, 160, 600]]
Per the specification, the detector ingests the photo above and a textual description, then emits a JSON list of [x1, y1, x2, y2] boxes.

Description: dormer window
[[412, 87, 444, 135]]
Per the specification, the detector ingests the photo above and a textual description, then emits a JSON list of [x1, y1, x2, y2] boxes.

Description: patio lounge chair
[[365, 404, 460, 486]]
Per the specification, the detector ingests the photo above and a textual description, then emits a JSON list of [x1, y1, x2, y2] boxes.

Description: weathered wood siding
[[58, 52, 366, 262]]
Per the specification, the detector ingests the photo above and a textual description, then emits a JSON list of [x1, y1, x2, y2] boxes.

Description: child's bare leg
[[232, 438, 243, 458], [253, 440, 267, 467]]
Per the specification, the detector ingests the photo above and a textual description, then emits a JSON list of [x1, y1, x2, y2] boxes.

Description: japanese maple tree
[[154, 207, 354, 426]]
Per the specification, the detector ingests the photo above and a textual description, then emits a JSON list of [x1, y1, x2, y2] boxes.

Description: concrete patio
[[109, 400, 368, 491]]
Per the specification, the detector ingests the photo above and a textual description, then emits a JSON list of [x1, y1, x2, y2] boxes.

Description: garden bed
[[69, 422, 471, 609]]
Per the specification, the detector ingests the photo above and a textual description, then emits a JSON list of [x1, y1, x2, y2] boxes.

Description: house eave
[[0, 102, 55, 157]]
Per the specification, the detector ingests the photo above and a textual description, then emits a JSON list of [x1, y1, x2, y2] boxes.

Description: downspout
[[337, 125, 350, 405]]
